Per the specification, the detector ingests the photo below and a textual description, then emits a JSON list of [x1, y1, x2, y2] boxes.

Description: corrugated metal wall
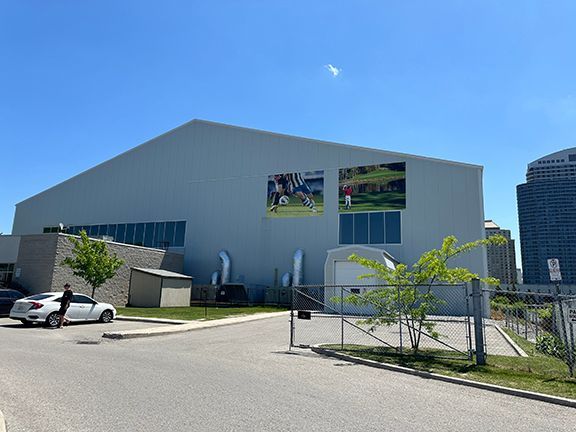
[[12, 120, 486, 286]]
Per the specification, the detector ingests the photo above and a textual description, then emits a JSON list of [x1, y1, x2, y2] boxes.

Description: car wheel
[[20, 319, 33, 327], [45, 312, 60, 328], [99, 310, 113, 323]]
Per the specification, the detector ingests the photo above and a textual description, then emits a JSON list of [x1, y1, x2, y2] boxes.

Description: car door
[[73, 294, 99, 320], [67, 294, 91, 320]]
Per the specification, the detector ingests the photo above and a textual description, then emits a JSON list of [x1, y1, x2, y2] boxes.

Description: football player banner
[[266, 171, 324, 218]]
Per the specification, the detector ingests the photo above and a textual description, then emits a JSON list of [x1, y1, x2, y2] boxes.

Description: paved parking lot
[[0, 317, 169, 342]]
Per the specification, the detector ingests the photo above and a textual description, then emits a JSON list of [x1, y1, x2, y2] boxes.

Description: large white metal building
[[10, 120, 487, 288]]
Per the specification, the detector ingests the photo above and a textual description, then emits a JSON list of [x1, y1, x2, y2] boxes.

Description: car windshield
[[25, 294, 55, 301]]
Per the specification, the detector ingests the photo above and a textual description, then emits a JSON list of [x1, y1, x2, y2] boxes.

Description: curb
[[311, 346, 576, 409], [0, 408, 6, 432], [103, 311, 289, 339], [493, 324, 529, 357], [115, 316, 191, 325]]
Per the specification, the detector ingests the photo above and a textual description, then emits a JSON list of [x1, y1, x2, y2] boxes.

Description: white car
[[10, 292, 116, 327]]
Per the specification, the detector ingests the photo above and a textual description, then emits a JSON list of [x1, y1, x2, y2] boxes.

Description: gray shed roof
[[131, 268, 193, 279]]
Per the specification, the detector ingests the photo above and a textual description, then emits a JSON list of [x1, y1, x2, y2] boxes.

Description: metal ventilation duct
[[218, 250, 231, 284]]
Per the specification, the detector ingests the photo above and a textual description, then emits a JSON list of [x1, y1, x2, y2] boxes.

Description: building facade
[[10, 120, 488, 289], [484, 220, 517, 284], [517, 148, 576, 284]]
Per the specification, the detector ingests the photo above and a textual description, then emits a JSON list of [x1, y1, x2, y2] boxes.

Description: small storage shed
[[129, 268, 193, 307]]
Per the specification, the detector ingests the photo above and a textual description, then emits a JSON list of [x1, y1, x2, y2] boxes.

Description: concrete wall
[[0, 236, 21, 263], [51, 234, 184, 305], [12, 120, 487, 288], [129, 271, 162, 307], [14, 234, 59, 294], [160, 278, 192, 307]]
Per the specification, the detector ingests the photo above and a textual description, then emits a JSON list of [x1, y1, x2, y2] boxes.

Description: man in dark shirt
[[58, 283, 73, 328]]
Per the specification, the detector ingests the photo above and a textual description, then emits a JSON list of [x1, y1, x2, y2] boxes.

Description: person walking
[[58, 283, 73, 328]]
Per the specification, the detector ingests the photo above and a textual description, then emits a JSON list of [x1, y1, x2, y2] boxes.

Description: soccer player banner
[[338, 163, 406, 212], [267, 171, 324, 218]]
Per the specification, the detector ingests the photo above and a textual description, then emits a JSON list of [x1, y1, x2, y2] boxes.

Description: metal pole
[[398, 285, 403, 354], [341, 286, 344, 350], [203, 288, 208, 319], [535, 306, 539, 340], [555, 283, 574, 376], [524, 306, 528, 339], [289, 288, 294, 350], [471, 279, 486, 365]]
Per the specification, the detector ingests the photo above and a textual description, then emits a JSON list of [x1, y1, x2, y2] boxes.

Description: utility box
[[129, 268, 193, 307]]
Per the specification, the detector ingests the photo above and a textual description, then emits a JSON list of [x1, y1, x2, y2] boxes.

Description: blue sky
[[2, 1, 576, 267]]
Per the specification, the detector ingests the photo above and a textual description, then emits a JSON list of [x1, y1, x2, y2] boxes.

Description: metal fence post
[[340, 286, 344, 350], [397, 285, 403, 354], [471, 279, 486, 365]]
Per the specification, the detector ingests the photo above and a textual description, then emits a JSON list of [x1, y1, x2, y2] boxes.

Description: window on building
[[339, 211, 401, 245]]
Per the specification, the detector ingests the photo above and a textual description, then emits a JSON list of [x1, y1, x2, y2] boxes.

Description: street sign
[[548, 258, 562, 282]]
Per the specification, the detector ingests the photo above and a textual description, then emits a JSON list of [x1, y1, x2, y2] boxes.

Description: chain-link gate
[[290, 284, 474, 360]]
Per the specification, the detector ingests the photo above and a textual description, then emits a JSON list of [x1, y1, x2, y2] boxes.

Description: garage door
[[334, 261, 379, 289]]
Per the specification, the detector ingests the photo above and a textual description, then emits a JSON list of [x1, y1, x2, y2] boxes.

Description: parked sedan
[[0, 289, 25, 316], [9, 292, 116, 327]]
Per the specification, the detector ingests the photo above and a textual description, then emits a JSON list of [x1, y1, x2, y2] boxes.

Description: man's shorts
[[293, 184, 312, 195], [58, 306, 68, 316]]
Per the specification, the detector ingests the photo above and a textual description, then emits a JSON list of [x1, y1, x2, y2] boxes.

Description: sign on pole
[[548, 258, 562, 282]]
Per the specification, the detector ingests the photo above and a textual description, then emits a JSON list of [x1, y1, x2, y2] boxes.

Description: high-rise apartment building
[[484, 220, 517, 284], [517, 148, 576, 284]]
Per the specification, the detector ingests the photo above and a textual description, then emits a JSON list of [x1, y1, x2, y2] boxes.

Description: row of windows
[[46, 221, 186, 248], [339, 211, 401, 245]]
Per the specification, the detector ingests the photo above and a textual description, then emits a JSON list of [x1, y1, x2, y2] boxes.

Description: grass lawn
[[323, 338, 576, 399], [116, 305, 288, 321], [338, 191, 406, 212], [267, 194, 324, 218]]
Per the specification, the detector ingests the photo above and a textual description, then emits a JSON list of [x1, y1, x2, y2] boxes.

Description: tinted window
[[98, 225, 108, 236], [354, 213, 369, 244], [0, 292, 8, 299], [134, 223, 145, 246], [144, 222, 155, 247], [339, 214, 354, 244], [116, 224, 126, 243], [385, 211, 401, 244], [72, 295, 94, 304], [154, 222, 165, 248], [108, 224, 117, 240], [174, 221, 186, 247], [125, 224, 135, 244], [26, 294, 54, 301], [369, 212, 385, 244], [9, 291, 24, 300], [164, 222, 175, 246], [89, 225, 99, 236]]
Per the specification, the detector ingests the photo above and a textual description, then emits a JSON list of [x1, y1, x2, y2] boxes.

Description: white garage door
[[334, 261, 379, 288]]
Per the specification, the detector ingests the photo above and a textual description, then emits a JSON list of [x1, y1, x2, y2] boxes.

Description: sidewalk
[[104, 311, 290, 339]]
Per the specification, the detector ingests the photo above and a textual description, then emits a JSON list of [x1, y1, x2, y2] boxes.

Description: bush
[[536, 334, 565, 359]]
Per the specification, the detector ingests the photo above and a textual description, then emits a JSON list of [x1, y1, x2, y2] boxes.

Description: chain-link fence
[[486, 288, 576, 375], [290, 284, 475, 360]]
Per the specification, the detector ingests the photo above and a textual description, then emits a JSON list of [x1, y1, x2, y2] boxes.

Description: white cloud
[[324, 64, 341, 77]]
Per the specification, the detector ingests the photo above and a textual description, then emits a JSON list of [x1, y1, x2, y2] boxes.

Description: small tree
[[344, 235, 507, 353], [61, 230, 124, 299]]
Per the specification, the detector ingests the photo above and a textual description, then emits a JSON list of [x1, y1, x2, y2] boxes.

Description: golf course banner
[[338, 162, 406, 212], [266, 171, 324, 218]]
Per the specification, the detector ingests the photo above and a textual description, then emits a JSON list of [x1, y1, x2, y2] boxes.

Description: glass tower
[[517, 148, 576, 284]]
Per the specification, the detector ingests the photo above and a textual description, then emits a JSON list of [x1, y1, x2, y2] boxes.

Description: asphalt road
[[0, 316, 573, 432]]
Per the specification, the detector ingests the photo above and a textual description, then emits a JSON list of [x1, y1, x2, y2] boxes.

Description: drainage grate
[[76, 340, 101, 345]]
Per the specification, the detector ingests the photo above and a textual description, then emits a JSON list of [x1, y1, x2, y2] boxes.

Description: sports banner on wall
[[267, 171, 324, 218], [338, 163, 406, 212]]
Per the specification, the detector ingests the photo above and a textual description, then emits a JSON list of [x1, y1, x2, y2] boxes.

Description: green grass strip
[[116, 305, 287, 321], [323, 343, 576, 399]]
